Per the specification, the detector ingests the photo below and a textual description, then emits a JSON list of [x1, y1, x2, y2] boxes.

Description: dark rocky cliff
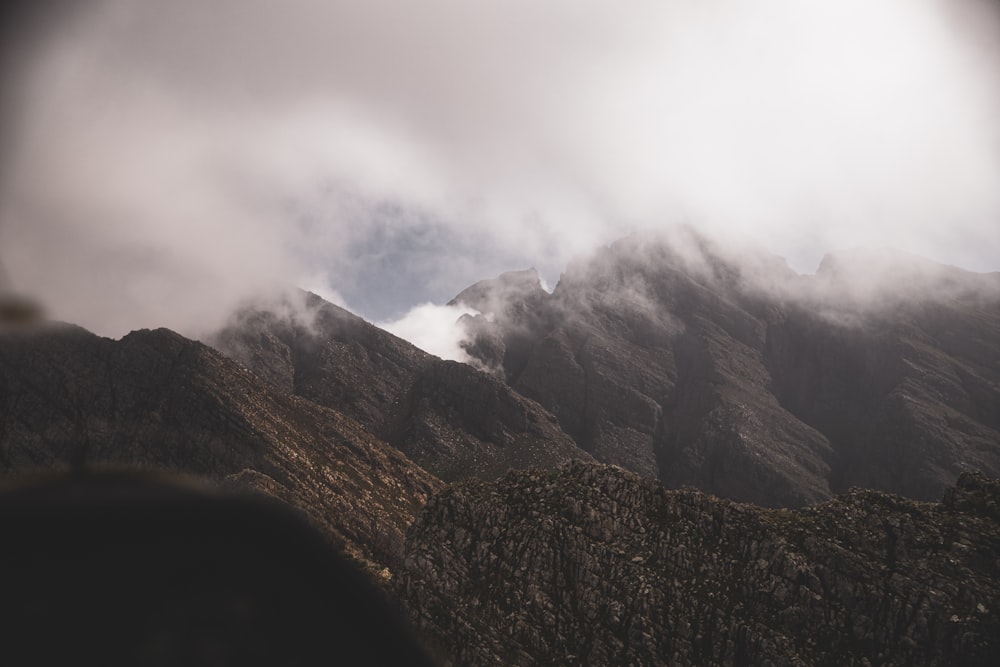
[[452, 229, 1000, 507], [397, 461, 1000, 666]]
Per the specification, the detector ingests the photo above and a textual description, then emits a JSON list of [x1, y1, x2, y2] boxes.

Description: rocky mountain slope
[[397, 461, 1000, 666], [211, 291, 585, 481], [0, 323, 440, 567], [451, 228, 1000, 507], [2, 230, 998, 665]]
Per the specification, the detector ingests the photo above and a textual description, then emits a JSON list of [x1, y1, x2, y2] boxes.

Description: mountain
[[450, 228, 1000, 507], [0, 323, 440, 568], [2, 230, 998, 665], [210, 291, 586, 482], [397, 461, 1000, 666]]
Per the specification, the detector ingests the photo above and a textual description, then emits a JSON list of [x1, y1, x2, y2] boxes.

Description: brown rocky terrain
[[0, 323, 440, 568], [397, 461, 1000, 666]]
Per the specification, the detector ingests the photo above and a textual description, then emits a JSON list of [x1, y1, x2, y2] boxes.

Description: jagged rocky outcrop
[[0, 323, 440, 568], [451, 228, 1000, 506], [397, 461, 1000, 666], [211, 291, 587, 481]]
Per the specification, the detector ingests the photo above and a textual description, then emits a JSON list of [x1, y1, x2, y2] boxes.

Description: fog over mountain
[[1, 0, 999, 345]]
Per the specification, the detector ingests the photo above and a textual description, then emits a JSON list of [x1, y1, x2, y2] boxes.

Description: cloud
[[0, 0, 998, 340], [377, 303, 478, 363]]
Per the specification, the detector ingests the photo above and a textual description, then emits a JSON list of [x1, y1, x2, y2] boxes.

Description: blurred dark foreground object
[[0, 293, 45, 327], [0, 471, 436, 666]]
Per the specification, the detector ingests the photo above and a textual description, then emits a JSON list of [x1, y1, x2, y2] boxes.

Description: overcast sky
[[1, 0, 998, 340]]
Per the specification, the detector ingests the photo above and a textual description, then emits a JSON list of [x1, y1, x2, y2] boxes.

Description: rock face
[[0, 323, 440, 567], [211, 291, 586, 481], [397, 461, 1000, 666], [451, 229, 1000, 506], [765, 251, 1000, 501]]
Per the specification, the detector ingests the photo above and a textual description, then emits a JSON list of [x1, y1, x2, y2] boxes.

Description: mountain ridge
[[2, 229, 998, 665], [0, 322, 441, 568], [210, 290, 589, 482], [450, 229, 1000, 506]]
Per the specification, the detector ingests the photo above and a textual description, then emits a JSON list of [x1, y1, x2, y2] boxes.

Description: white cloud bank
[[378, 303, 478, 363], [0, 0, 998, 342]]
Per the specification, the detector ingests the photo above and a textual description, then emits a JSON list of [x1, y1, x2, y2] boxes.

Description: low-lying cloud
[[378, 303, 478, 363], [1, 0, 998, 348]]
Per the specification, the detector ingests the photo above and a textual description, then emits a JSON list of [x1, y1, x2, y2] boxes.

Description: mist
[[1, 0, 998, 346], [377, 303, 478, 364]]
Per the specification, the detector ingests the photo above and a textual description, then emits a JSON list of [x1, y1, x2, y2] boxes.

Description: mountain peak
[[553, 227, 798, 304], [449, 232, 1000, 506], [449, 268, 546, 318]]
